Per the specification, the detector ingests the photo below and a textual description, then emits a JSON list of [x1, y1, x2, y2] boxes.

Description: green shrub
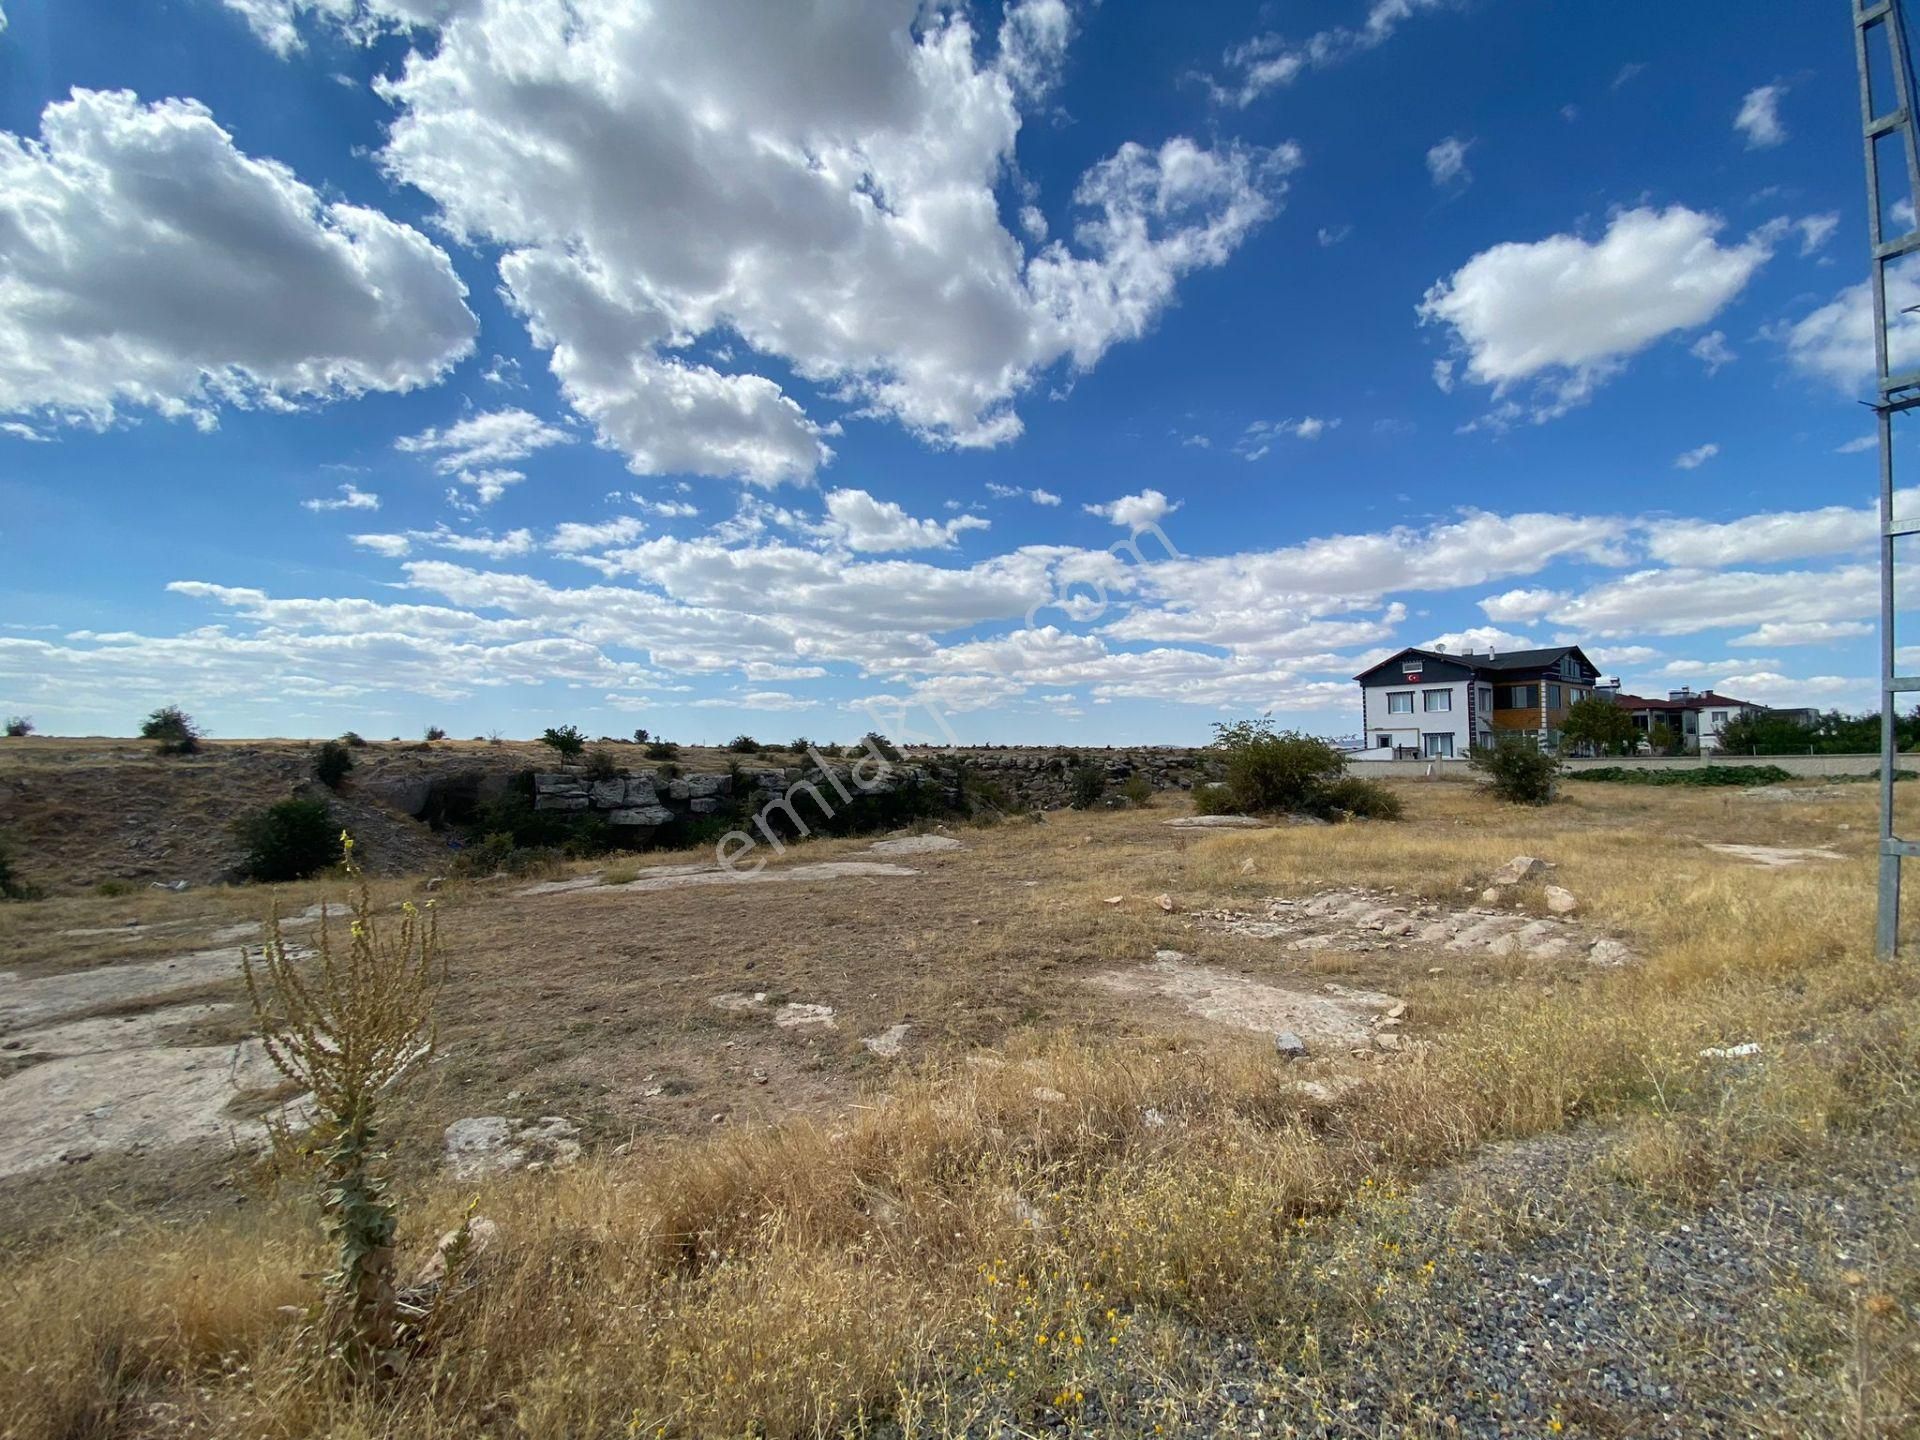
[[863, 731, 901, 762], [4, 715, 32, 737], [1119, 773, 1155, 807], [424, 725, 448, 742], [141, 704, 202, 756], [0, 832, 29, 900], [644, 740, 680, 760], [235, 799, 343, 881], [1068, 762, 1107, 809], [340, 730, 367, 748], [788, 736, 813, 755], [93, 878, 135, 898], [818, 741, 844, 758], [727, 735, 760, 754], [1318, 773, 1404, 819], [540, 724, 587, 758], [583, 746, 621, 781], [1191, 782, 1236, 816], [1567, 764, 1793, 788], [314, 739, 353, 790], [1210, 719, 1344, 814], [1469, 737, 1560, 806], [632, 727, 651, 744]]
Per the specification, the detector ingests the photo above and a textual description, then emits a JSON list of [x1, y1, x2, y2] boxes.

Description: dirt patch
[[1195, 888, 1632, 965], [1705, 843, 1845, 868], [1089, 952, 1398, 1050]]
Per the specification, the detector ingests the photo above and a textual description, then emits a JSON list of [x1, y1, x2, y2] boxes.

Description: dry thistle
[[244, 831, 446, 1381]]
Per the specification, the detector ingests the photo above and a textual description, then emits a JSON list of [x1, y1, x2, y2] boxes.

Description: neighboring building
[[1352, 645, 1603, 759], [1606, 686, 1768, 754]]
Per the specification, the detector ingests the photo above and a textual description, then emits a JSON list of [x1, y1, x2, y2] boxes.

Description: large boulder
[[365, 776, 432, 817], [608, 804, 675, 827], [588, 777, 627, 807], [624, 776, 661, 807]]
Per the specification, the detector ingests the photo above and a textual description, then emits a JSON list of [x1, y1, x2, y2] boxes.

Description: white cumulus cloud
[[0, 89, 475, 432], [1673, 443, 1719, 470], [1419, 206, 1773, 424], [302, 482, 381, 512], [822, 488, 991, 552], [1425, 136, 1472, 188], [1735, 84, 1788, 149], [1084, 489, 1180, 529], [373, 1, 1290, 485]]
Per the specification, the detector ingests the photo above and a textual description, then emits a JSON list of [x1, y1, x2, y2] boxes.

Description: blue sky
[[0, 0, 1907, 745]]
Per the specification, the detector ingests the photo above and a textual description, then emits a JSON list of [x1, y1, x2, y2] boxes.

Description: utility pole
[[1853, 0, 1920, 957]]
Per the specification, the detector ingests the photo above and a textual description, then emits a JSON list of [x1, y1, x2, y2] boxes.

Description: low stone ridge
[[1197, 888, 1632, 966], [531, 762, 942, 834]]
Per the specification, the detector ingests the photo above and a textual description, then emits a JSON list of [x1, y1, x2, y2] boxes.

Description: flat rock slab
[[1706, 843, 1846, 868], [523, 860, 918, 897], [1090, 957, 1396, 1048], [1165, 816, 1272, 830], [1196, 888, 1630, 966], [0, 1039, 295, 1180], [862, 1022, 912, 1057], [0, 942, 308, 1034], [3, 1003, 235, 1058], [868, 834, 964, 855], [443, 1115, 582, 1179], [707, 992, 837, 1029]]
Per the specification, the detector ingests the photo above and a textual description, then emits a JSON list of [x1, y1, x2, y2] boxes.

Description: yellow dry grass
[[2, 777, 1917, 1436]]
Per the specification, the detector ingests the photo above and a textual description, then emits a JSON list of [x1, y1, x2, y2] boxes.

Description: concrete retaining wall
[[1351, 753, 1888, 780]]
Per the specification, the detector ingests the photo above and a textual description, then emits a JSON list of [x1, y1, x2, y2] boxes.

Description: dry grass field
[[1, 771, 1917, 1437]]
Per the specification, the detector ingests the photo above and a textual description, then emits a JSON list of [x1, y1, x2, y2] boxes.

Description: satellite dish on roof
[[1433, 642, 1448, 653]]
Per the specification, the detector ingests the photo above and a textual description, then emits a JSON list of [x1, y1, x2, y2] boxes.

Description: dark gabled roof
[[1354, 644, 1600, 684], [1613, 690, 1760, 713]]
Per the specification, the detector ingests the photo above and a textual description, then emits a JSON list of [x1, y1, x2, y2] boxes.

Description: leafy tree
[[315, 739, 354, 790], [236, 799, 344, 881], [726, 734, 760, 754], [3, 715, 32, 737], [1646, 720, 1680, 756], [539, 724, 587, 757], [788, 736, 814, 755], [141, 704, 203, 755], [632, 727, 650, 744], [644, 739, 680, 760], [1558, 696, 1635, 756], [340, 730, 367, 748], [1204, 717, 1401, 820], [1469, 736, 1560, 806], [862, 731, 901, 762], [423, 725, 448, 742]]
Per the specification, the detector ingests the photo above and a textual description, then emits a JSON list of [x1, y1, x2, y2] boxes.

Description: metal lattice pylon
[[1854, 0, 1920, 957]]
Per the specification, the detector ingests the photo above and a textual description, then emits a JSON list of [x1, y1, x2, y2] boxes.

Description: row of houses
[[1349, 644, 1791, 758]]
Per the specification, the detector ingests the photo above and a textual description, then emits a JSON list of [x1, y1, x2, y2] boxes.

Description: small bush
[[1191, 782, 1236, 816], [1567, 764, 1793, 788], [818, 741, 843, 758], [645, 740, 680, 761], [0, 833, 29, 900], [314, 739, 353, 790], [540, 724, 587, 758], [1119, 773, 1155, 807], [4, 715, 32, 738], [1469, 737, 1561, 806], [1210, 719, 1344, 814], [1068, 762, 1107, 810], [140, 704, 202, 756], [584, 747, 620, 781], [340, 730, 367, 748], [1318, 773, 1404, 819], [727, 735, 761, 754], [93, 878, 135, 898], [788, 736, 813, 755], [863, 731, 901, 762], [235, 799, 343, 882], [424, 725, 448, 742], [633, 727, 651, 744]]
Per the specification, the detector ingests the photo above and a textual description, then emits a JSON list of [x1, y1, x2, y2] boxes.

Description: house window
[[1546, 684, 1562, 709], [1375, 734, 1393, 750], [1387, 691, 1414, 714], [1478, 686, 1493, 711], [1423, 733, 1456, 758], [1423, 689, 1452, 712], [1500, 684, 1538, 709]]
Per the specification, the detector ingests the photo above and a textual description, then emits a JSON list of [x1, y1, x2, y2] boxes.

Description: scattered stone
[[1489, 856, 1549, 886], [149, 880, 190, 892], [772, 1002, 836, 1030], [1587, 938, 1633, 966], [1480, 887, 1505, 906], [1239, 858, 1257, 875], [1543, 885, 1578, 915], [1273, 1030, 1308, 1061], [1165, 815, 1271, 829], [1031, 1086, 1067, 1104], [1701, 1041, 1762, 1059], [862, 1023, 911, 1058], [1102, 895, 1124, 906], [412, 1215, 500, 1289], [1156, 893, 1176, 912], [1153, 948, 1187, 963], [1374, 1031, 1402, 1053]]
